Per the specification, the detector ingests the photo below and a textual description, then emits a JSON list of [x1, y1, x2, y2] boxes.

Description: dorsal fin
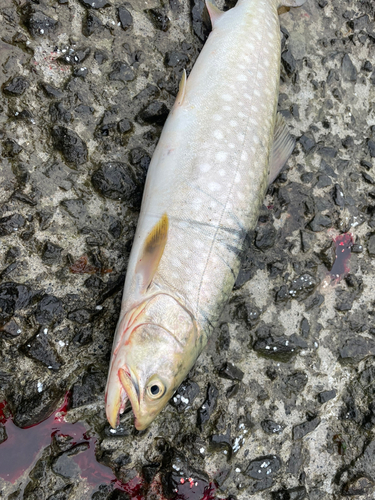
[[176, 69, 187, 106], [268, 113, 295, 185], [135, 213, 169, 294], [205, 0, 223, 27]]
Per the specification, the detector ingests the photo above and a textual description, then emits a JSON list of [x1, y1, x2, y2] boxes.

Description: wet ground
[[1, 0, 375, 498]]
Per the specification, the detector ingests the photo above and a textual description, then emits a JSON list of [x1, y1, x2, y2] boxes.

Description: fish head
[[106, 321, 194, 431]]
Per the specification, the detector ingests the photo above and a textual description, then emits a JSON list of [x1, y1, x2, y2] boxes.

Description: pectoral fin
[[268, 113, 295, 185], [135, 213, 169, 294], [176, 69, 187, 106]]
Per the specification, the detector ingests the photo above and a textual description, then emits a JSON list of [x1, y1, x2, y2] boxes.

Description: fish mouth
[[105, 366, 139, 429]]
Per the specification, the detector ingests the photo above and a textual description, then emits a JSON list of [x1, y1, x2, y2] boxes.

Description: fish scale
[[106, 0, 307, 430]]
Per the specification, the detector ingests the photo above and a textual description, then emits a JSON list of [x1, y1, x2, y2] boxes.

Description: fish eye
[[146, 380, 165, 400]]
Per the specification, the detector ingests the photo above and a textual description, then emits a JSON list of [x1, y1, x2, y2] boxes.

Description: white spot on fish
[[200, 163, 211, 172], [228, 143, 235, 149], [223, 105, 231, 111], [237, 192, 245, 200], [244, 93, 251, 100], [254, 89, 261, 97], [209, 181, 222, 191], [222, 94, 233, 101], [237, 74, 247, 82], [253, 135, 260, 144], [214, 129, 224, 139], [195, 240, 204, 249], [235, 172, 241, 183], [219, 169, 226, 176], [241, 151, 248, 161], [215, 151, 228, 162], [238, 133, 245, 142], [230, 120, 238, 127], [213, 114, 222, 121], [238, 111, 246, 118]]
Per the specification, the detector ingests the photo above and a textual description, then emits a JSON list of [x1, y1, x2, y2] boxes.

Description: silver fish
[[106, 0, 307, 430]]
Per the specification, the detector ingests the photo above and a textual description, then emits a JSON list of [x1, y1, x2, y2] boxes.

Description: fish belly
[[122, 0, 282, 342]]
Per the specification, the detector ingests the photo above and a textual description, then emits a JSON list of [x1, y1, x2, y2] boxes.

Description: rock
[[281, 49, 296, 75], [118, 6, 133, 31], [282, 371, 308, 397], [118, 119, 132, 134], [58, 48, 90, 66], [0, 425, 7, 444], [261, 420, 284, 434], [244, 455, 281, 491], [24, 10, 57, 37], [170, 380, 200, 412], [72, 325, 93, 346], [2, 76, 29, 96], [52, 444, 89, 478], [343, 476, 374, 496], [333, 184, 345, 206], [71, 367, 106, 408], [342, 54, 357, 82], [309, 214, 332, 232], [137, 102, 169, 125], [22, 329, 63, 370], [164, 51, 189, 69], [146, 9, 170, 31], [91, 162, 141, 207], [253, 333, 307, 362], [42, 242, 63, 264], [288, 273, 317, 300], [82, 12, 103, 37], [3, 139, 22, 157], [129, 147, 151, 171], [197, 383, 218, 429], [255, 224, 276, 250], [60, 199, 87, 220], [348, 14, 369, 31], [218, 362, 244, 381], [108, 62, 135, 83], [40, 82, 65, 99], [298, 134, 316, 153], [51, 127, 88, 166], [368, 139, 375, 158], [0, 319, 21, 339], [317, 389, 336, 403], [271, 486, 307, 500], [292, 417, 321, 440], [67, 309, 92, 324], [339, 337, 375, 364], [78, 0, 111, 8], [49, 102, 71, 123], [34, 295, 65, 325]]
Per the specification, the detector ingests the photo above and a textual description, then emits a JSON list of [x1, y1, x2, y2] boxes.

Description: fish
[[105, 0, 307, 430]]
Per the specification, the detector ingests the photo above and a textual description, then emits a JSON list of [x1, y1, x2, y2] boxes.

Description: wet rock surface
[[1, 0, 375, 499]]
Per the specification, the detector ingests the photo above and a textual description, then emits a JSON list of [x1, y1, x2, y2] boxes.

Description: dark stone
[[49, 102, 71, 123], [209, 426, 232, 459], [253, 333, 307, 362], [292, 417, 321, 440], [197, 383, 218, 429], [363, 60, 373, 72], [300, 317, 310, 337], [40, 82, 65, 99], [282, 371, 308, 397], [52, 444, 89, 478], [35, 294, 65, 325], [24, 10, 57, 37], [244, 455, 281, 491], [0, 319, 21, 339], [0, 214, 26, 237], [367, 234, 375, 256], [94, 50, 108, 65], [73, 67, 88, 78], [42, 241, 63, 264], [298, 134, 315, 153], [129, 148, 151, 170], [109, 62, 135, 83], [333, 184, 345, 206], [78, 0, 111, 8], [362, 159, 373, 170], [91, 162, 141, 207], [71, 367, 106, 408], [288, 273, 317, 300], [255, 225, 276, 250], [343, 476, 374, 496], [335, 290, 355, 311], [348, 14, 369, 31], [342, 54, 357, 82], [118, 6, 133, 31], [22, 329, 63, 370], [3, 139, 22, 157], [309, 214, 332, 232], [12, 190, 37, 206], [261, 420, 284, 434], [226, 383, 240, 398], [0, 425, 7, 445], [362, 171, 375, 184], [118, 119, 132, 134], [73, 325, 93, 345], [146, 8, 170, 31], [315, 174, 331, 188], [339, 337, 375, 363], [287, 442, 303, 476], [67, 309, 92, 324], [368, 139, 375, 158], [272, 486, 307, 500], [318, 146, 337, 158], [138, 102, 169, 126], [170, 380, 200, 412], [191, 0, 210, 41], [300, 230, 315, 252], [317, 389, 336, 403], [0, 262, 18, 280], [51, 127, 88, 166], [218, 362, 244, 381], [59, 48, 90, 66], [82, 12, 103, 37], [164, 51, 189, 69], [281, 49, 296, 75]]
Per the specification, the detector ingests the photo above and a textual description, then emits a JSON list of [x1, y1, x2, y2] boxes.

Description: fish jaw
[[105, 363, 128, 428]]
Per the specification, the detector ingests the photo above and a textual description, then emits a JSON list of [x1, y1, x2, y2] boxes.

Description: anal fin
[[268, 112, 295, 185], [176, 69, 187, 106]]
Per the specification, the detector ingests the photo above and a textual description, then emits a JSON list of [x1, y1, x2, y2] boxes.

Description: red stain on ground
[[330, 233, 354, 282], [0, 396, 223, 499], [69, 255, 112, 275]]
